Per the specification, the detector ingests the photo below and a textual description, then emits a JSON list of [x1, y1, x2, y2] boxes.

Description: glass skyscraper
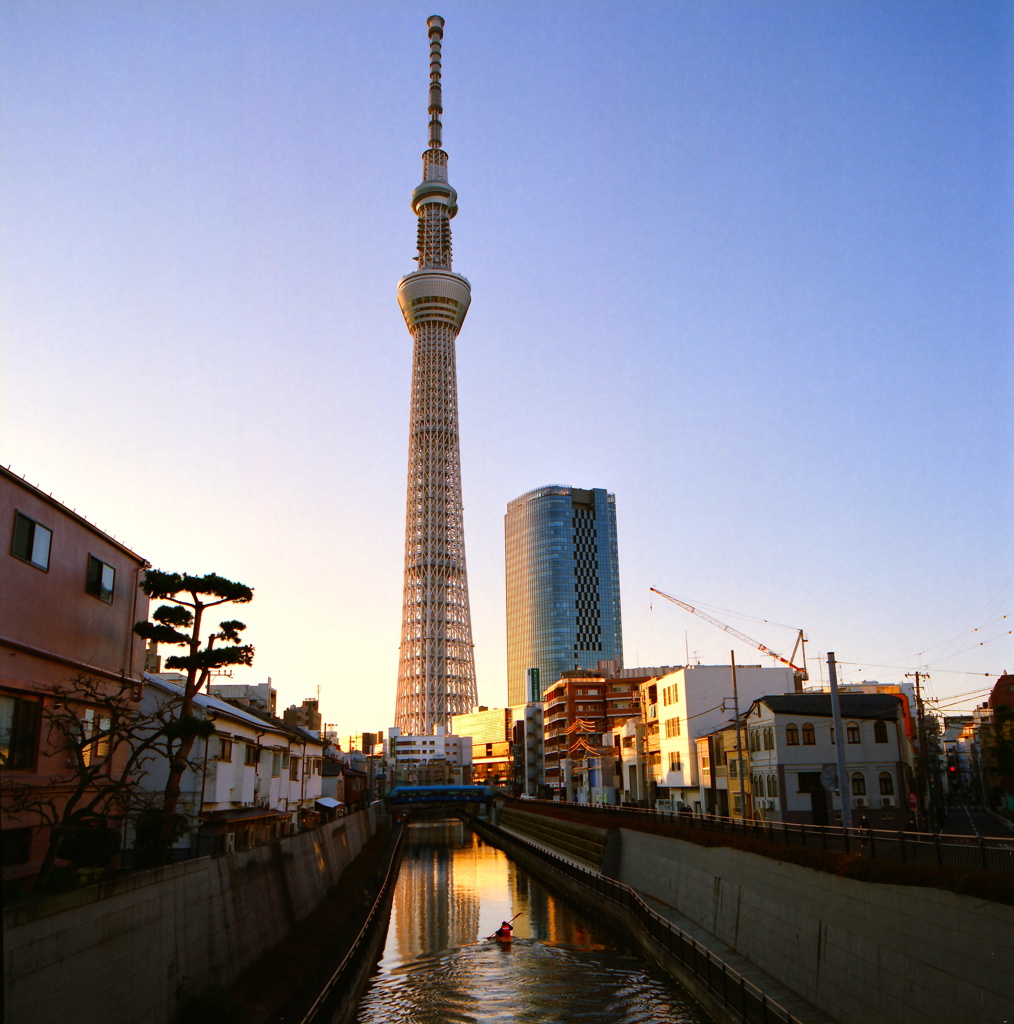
[[505, 486, 623, 707]]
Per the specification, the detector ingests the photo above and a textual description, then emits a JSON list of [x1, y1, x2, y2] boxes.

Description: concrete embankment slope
[[498, 807, 1012, 1024], [3, 807, 379, 1024], [618, 829, 1012, 1024]]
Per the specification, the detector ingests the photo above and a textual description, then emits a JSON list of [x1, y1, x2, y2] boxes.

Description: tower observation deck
[[394, 15, 478, 735]]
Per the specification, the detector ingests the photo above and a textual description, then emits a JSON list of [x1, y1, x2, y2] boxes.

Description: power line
[[833, 660, 1003, 677], [881, 612, 1010, 666]]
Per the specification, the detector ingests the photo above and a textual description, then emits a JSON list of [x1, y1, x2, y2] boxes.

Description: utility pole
[[827, 653, 852, 846], [906, 670, 930, 828], [731, 651, 747, 821]]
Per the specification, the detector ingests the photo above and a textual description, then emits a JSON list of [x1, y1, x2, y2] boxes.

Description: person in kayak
[[494, 920, 513, 941]]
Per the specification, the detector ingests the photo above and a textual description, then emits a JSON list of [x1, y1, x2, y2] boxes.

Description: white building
[[385, 725, 472, 788], [138, 675, 324, 855], [744, 693, 912, 827], [650, 665, 796, 810]]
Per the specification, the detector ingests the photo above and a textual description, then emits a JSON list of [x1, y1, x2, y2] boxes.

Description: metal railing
[[485, 818, 805, 1024], [297, 820, 406, 1024], [511, 799, 1014, 874]]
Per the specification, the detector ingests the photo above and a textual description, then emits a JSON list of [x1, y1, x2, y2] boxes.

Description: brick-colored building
[[1, 467, 149, 887]]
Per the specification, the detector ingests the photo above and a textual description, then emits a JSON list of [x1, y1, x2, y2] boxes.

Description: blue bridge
[[385, 784, 495, 809]]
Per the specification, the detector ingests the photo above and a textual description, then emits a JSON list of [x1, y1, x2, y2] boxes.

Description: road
[[939, 800, 1014, 839]]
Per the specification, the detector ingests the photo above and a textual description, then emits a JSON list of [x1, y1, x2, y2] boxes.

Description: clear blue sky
[[3, 1, 1011, 735]]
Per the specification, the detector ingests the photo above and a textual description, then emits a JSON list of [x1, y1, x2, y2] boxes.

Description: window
[[768, 774, 778, 798], [0, 694, 40, 769], [271, 751, 282, 777], [665, 716, 681, 738], [801, 723, 815, 745], [879, 771, 894, 795], [851, 772, 866, 796], [798, 771, 821, 793], [11, 512, 51, 570], [764, 727, 774, 750], [785, 724, 799, 745], [749, 730, 758, 751], [846, 721, 861, 744], [668, 751, 680, 772], [1, 826, 32, 866], [289, 758, 300, 780], [86, 555, 115, 603], [874, 720, 889, 743], [78, 709, 112, 766], [216, 737, 233, 762], [729, 757, 738, 779], [245, 744, 259, 766], [700, 752, 710, 773]]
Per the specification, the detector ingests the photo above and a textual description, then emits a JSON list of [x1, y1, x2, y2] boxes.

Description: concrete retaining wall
[[617, 829, 1013, 1024], [3, 807, 379, 1024]]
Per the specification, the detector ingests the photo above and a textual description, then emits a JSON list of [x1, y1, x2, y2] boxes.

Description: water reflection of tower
[[393, 821, 479, 956]]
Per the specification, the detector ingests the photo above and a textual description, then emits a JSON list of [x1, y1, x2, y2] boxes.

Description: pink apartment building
[[1, 466, 149, 888]]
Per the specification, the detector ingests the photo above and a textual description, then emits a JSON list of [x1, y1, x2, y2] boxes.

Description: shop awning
[[315, 797, 343, 809]]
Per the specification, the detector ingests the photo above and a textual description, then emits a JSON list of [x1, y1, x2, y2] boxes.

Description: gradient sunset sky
[[3, 1, 1011, 735]]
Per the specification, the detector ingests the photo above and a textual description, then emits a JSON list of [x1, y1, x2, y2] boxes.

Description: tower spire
[[394, 16, 477, 736]]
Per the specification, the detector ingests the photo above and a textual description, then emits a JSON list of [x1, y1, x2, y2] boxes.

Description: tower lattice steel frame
[[394, 15, 478, 735]]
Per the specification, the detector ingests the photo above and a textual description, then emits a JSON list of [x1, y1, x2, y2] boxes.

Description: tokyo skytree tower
[[394, 16, 478, 735]]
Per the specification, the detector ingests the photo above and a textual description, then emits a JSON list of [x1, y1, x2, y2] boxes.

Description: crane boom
[[650, 587, 807, 679]]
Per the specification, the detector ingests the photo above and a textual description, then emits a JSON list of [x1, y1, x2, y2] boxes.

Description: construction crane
[[650, 587, 808, 687]]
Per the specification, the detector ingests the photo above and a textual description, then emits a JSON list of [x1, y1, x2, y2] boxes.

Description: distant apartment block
[[385, 725, 472, 788]]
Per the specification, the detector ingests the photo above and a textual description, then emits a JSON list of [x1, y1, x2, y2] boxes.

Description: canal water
[[353, 818, 708, 1024]]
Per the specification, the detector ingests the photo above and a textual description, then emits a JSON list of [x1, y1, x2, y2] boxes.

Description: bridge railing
[[486, 818, 806, 1024], [513, 799, 1014, 875]]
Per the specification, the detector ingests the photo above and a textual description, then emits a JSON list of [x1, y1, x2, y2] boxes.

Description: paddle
[[488, 912, 523, 940]]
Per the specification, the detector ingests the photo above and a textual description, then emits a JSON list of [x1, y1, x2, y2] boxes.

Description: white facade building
[[651, 665, 796, 810], [385, 725, 473, 787], [744, 693, 912, 827], [138, 675, 324, 855]]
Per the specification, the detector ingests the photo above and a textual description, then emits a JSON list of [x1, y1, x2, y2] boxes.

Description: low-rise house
[[138, 675, 324, 856], [745, 693, 912, 827], [695, 719, 753, 819], [320, 750, 367, 814]]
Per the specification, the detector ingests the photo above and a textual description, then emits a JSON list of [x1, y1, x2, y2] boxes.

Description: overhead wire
[[879, 612, 1010, 666]]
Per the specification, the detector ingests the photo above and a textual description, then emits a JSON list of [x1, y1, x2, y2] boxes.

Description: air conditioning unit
[[225, 833, 236, 853], [855, 797, 866, 806], [882, 797, 894, 807]]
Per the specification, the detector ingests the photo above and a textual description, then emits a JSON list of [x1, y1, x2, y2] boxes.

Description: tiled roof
[[757, 693, 903, 719]]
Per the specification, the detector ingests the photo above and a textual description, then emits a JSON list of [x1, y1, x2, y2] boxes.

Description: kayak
[[494, 931, 513, 944]]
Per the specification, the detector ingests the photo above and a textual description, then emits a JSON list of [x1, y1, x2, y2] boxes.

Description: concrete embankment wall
[[618, 829, 1013, 1024], [3, 807, 379, 1024]]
